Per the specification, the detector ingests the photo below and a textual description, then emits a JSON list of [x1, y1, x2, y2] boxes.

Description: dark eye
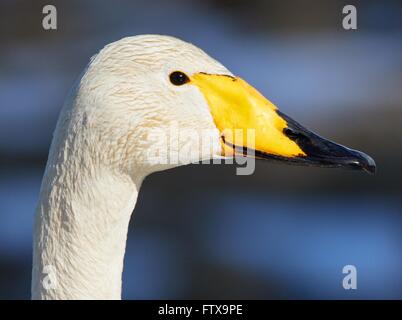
[[169, 71, 190, 86]]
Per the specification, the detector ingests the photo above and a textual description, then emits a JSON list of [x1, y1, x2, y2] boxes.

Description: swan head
[[71, 34, 375, 180]]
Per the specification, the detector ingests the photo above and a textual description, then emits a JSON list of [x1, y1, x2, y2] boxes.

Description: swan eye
[[169, 71, 190, 86]]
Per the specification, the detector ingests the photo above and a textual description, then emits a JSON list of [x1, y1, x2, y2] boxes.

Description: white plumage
[[31, 34, 375, 300], [32, 35, 227, 299]]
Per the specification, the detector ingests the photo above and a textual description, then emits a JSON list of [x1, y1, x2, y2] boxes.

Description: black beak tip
[[352, 151, 376, 175]]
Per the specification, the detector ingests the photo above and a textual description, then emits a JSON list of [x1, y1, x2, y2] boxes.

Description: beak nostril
[[283, 128, 304, 142]]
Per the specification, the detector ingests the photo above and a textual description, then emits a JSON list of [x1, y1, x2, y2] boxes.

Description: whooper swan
[[32, 35, 375, 300]]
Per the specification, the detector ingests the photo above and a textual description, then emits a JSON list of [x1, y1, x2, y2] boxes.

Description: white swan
[[32, 35, 375, 300]]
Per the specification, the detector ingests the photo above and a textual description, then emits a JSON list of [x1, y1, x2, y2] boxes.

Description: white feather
[[32, 35, 229, 299]]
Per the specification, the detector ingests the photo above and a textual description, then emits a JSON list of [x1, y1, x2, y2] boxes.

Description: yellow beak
[[191, 72, 376, 174], [192, 73, 305, 158]]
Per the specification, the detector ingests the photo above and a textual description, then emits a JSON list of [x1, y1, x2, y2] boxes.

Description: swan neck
[[32, 163, 140, 299]]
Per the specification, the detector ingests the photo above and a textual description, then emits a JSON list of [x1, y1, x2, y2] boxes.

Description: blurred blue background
[[1, 0, 402, 299]]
